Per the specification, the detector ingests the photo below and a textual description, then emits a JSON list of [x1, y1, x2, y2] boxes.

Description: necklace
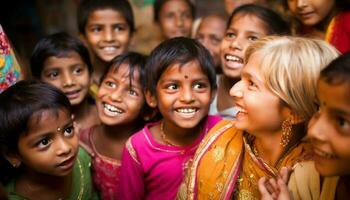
[[160, 121, 177, 146]]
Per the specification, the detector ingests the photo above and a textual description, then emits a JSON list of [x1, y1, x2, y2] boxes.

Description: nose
[[55, 136, 73, 156], [103, 27, 114, 42], [297, 0, 307, 8], [180, 87, 194, 103], [109, 87, 123, 102], [62, 72, 75, 87], [229, 37, 242, 51], [307, 112, 327, 142], [229, 80, 243, 98], [176, 15, 184, 27]]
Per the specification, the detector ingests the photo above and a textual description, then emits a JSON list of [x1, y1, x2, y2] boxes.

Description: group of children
[[0, 0, 349, 199]]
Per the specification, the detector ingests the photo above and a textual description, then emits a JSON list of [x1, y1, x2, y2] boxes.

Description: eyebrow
[[26, 119, 74, 145]]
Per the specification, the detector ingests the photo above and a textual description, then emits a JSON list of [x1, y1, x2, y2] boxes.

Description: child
[[79, 52, 148, 199], [154, 0, 194, 41], [259, 53, 350, 200], [77, 0, 135, 93], [286, 0, 350, 53], [195, 14, 226, 74], [0, 80, 98, 199], [117, 37, 222, 200], [30, 32, 99, 131], [178, 36, 339, 200], [211, 4, 290, 119]]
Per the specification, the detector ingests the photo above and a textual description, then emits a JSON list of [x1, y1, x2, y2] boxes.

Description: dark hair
[[227, 4, 291, 35], [78, 0, 135, 34], [145, 37, 216, 96], [321, 52, 350, 85], [30, 32, 93, 78], [0, 80, 71, 184], [154, 0, 195, 22], [101, 52, 147, 88]]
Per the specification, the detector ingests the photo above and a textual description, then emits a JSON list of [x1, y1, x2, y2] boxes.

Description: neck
[[221, 75, 239, 89], [100, 122, 140, 140], [253, 124, 305, 167], [254, 132, 283, 167], [161, 119, 204, 146]]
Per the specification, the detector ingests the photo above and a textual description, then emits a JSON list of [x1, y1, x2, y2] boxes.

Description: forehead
[[161, 60, 207, 78], [87, 9, 127, 24], [43, 52, 84, 67], [108, 62, 141, 80], [161, 0, 191, 13], [27, 109, 70, 134], [228, 13, 268, 34], [198, 16, 226, 33], [318, 78, 350, 106], [242, 53, 263, 78]]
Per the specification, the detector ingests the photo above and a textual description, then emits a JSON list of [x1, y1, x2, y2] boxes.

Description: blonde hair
[[245, 36, 339, 120]]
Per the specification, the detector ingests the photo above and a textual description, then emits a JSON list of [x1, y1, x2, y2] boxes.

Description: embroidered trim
[[126, 138, 141, 165]]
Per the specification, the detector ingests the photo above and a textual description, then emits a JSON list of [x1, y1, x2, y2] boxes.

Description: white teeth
[[225, 55, 243, 63], [176, 108, 197, 113], [102, 47, 117, 53], [234, 106, 247, 114], [103, 103, 123, 116]]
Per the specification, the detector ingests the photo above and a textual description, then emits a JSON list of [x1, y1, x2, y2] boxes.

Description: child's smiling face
[[150, 60, 213, 130], [83, 9, 131, 62], [97, 63, 145, 126], [308, 78, 350, 176], [220, 13, 268, 79]]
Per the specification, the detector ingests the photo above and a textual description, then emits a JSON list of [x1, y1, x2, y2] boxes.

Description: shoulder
[[78, 127, 95, 156]]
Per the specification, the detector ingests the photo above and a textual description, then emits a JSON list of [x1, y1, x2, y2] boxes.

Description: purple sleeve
[[117, 144, 145, 200]]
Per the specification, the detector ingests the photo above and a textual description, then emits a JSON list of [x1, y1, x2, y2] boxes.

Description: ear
[[282, 106, 304, 125], [79, 33, 88, 46], [145, 90, 157, 108], [4, 152, 21, 168]]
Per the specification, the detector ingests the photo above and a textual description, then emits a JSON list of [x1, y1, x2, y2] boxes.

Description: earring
[[280, 118, 292, 147], [12, 162, 20, 168]]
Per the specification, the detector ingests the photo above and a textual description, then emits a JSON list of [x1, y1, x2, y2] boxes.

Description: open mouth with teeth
[[103, 103, 124, 117], [101, 46, 118, 54], [234, 106, 247, 116], [224, 54, 244, 69], [175, 108, 198, 118]]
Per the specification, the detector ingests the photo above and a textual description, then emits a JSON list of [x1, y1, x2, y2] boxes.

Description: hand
[[258, 167, 293, 200]]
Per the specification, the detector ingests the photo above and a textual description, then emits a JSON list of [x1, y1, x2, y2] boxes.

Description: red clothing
[[79, 127, 121, 200], [326, 11, 350, 53]]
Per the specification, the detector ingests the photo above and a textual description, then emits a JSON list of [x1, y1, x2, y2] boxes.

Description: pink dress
[[118, 115, 222, 200], [79, 127, 121, 200]]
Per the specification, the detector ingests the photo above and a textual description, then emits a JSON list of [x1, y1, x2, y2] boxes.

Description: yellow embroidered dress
[[178, 120, 311, 200]]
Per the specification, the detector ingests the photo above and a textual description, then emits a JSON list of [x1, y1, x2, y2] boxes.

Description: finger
[[277, 178, 292, 200], [268, 178, 278, 193], [279, 167, 292, 183], [258, 177, 273, 199]]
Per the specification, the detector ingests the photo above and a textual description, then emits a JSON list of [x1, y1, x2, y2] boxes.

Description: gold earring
[[280, 118, 292, 147]]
